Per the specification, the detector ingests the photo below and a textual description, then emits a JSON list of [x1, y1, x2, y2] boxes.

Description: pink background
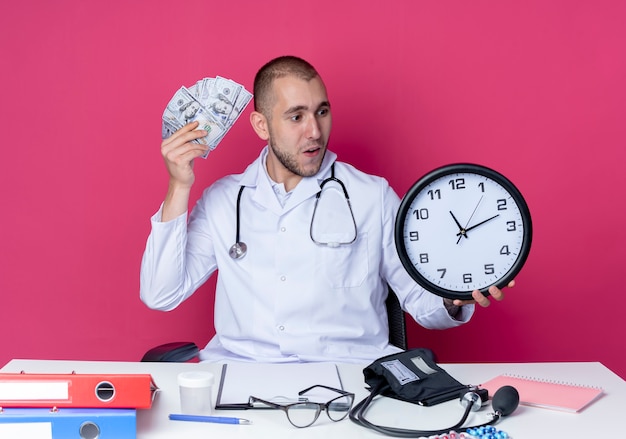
[[1, 1, 625, 378]]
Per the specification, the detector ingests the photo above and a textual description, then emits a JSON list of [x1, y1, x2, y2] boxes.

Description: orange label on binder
[[0, 372, 158, 409]]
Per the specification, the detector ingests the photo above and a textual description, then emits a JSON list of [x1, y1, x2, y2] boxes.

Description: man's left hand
[[452, 279, 515, 308]]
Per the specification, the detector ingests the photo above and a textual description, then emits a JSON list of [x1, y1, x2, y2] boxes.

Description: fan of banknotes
[[162, 76, 252, 158]]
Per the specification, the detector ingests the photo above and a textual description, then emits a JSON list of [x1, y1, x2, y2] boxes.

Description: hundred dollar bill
[[229, 87, 252, 126], [162, 76, 252, 158], [187, 81, 200, 99], [196, 76, 239, 127], [161, 117, 179, 141], [164, 87, 226, 149]]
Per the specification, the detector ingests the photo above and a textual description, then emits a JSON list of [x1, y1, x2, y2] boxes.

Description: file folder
[[0, 372, 158, 409], [0, 407, 136, 438]]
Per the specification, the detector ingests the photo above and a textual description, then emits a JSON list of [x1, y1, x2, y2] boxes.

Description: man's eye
[[317, 108, 329, 117], [290, 114, 301, 122]]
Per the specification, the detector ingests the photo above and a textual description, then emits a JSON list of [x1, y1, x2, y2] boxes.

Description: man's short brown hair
[[253, 56, 320, 119]]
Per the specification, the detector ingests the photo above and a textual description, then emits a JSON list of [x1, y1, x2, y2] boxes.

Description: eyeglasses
[[248, 385, 355, 428]]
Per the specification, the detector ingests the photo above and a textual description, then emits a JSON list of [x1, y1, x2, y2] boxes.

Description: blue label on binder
[[0, 407, 136, 438]]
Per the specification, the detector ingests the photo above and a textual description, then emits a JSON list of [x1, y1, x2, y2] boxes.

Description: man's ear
[[250, 111, 269, 140]]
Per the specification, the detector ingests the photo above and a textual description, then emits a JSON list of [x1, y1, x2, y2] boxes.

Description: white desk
[[2, 359, 624, 438]]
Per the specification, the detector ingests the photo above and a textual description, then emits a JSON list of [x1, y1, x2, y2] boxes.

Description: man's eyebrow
[[284, 105, 308, 115], [283, 101, 331, 116]]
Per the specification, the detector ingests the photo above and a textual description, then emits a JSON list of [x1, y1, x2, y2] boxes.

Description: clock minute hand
[[457, 214, 501, 236]]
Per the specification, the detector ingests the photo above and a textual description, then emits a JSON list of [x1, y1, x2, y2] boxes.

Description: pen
[[169, 414, 252, 425]]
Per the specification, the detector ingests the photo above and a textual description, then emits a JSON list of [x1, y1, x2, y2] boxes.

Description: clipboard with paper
[[215, 362, 344, 409]]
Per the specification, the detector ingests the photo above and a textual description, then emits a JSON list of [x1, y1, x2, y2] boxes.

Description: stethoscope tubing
[[229, 163, 356, 259]]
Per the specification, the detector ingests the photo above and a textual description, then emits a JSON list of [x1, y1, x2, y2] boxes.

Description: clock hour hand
[[450, 211, 468, 243], [456, 214, 500, 237], [450, 210, 464, 231]]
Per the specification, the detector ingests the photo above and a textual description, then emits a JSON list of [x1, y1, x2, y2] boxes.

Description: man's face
[[264, 75, 332, 187], [184, 102, 200, 119], [213, 100, 232, 115]]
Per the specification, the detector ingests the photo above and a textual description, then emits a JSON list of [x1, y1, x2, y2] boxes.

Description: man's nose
[[305, 116, 321, 139]]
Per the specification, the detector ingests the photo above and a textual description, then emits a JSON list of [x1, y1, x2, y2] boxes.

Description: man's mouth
[[303, 143, 323, 155]]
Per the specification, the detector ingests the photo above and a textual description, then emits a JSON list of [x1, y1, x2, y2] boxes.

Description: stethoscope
[[228, 185, 248, 259], [229, 164, 357, 259]]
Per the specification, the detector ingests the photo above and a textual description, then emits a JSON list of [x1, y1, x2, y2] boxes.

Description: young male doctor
[[140, 56, 511, 363]]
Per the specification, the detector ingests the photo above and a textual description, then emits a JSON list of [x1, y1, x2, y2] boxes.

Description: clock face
[[395, 164, 532, 300]]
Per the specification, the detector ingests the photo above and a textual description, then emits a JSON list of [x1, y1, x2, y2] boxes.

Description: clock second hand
[[455, 195, 484, 244]]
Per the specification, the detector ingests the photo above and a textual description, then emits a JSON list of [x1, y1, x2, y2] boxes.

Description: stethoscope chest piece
[[229, 242, 247, 259]]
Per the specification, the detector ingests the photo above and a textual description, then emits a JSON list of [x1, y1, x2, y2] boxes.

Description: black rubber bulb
[[491, 385, 520, 416]]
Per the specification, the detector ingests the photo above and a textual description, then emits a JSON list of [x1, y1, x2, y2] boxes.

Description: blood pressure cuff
[[363, 348, 469, 406]]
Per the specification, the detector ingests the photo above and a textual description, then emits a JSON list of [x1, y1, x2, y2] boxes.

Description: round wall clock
[[395, 163, 532, 300]]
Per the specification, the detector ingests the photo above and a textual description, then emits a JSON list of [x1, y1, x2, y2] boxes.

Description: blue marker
[[169, 414, 252, 425]]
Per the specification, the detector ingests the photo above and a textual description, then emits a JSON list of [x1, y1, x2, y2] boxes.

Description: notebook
[[480, 374, 603, 413]]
